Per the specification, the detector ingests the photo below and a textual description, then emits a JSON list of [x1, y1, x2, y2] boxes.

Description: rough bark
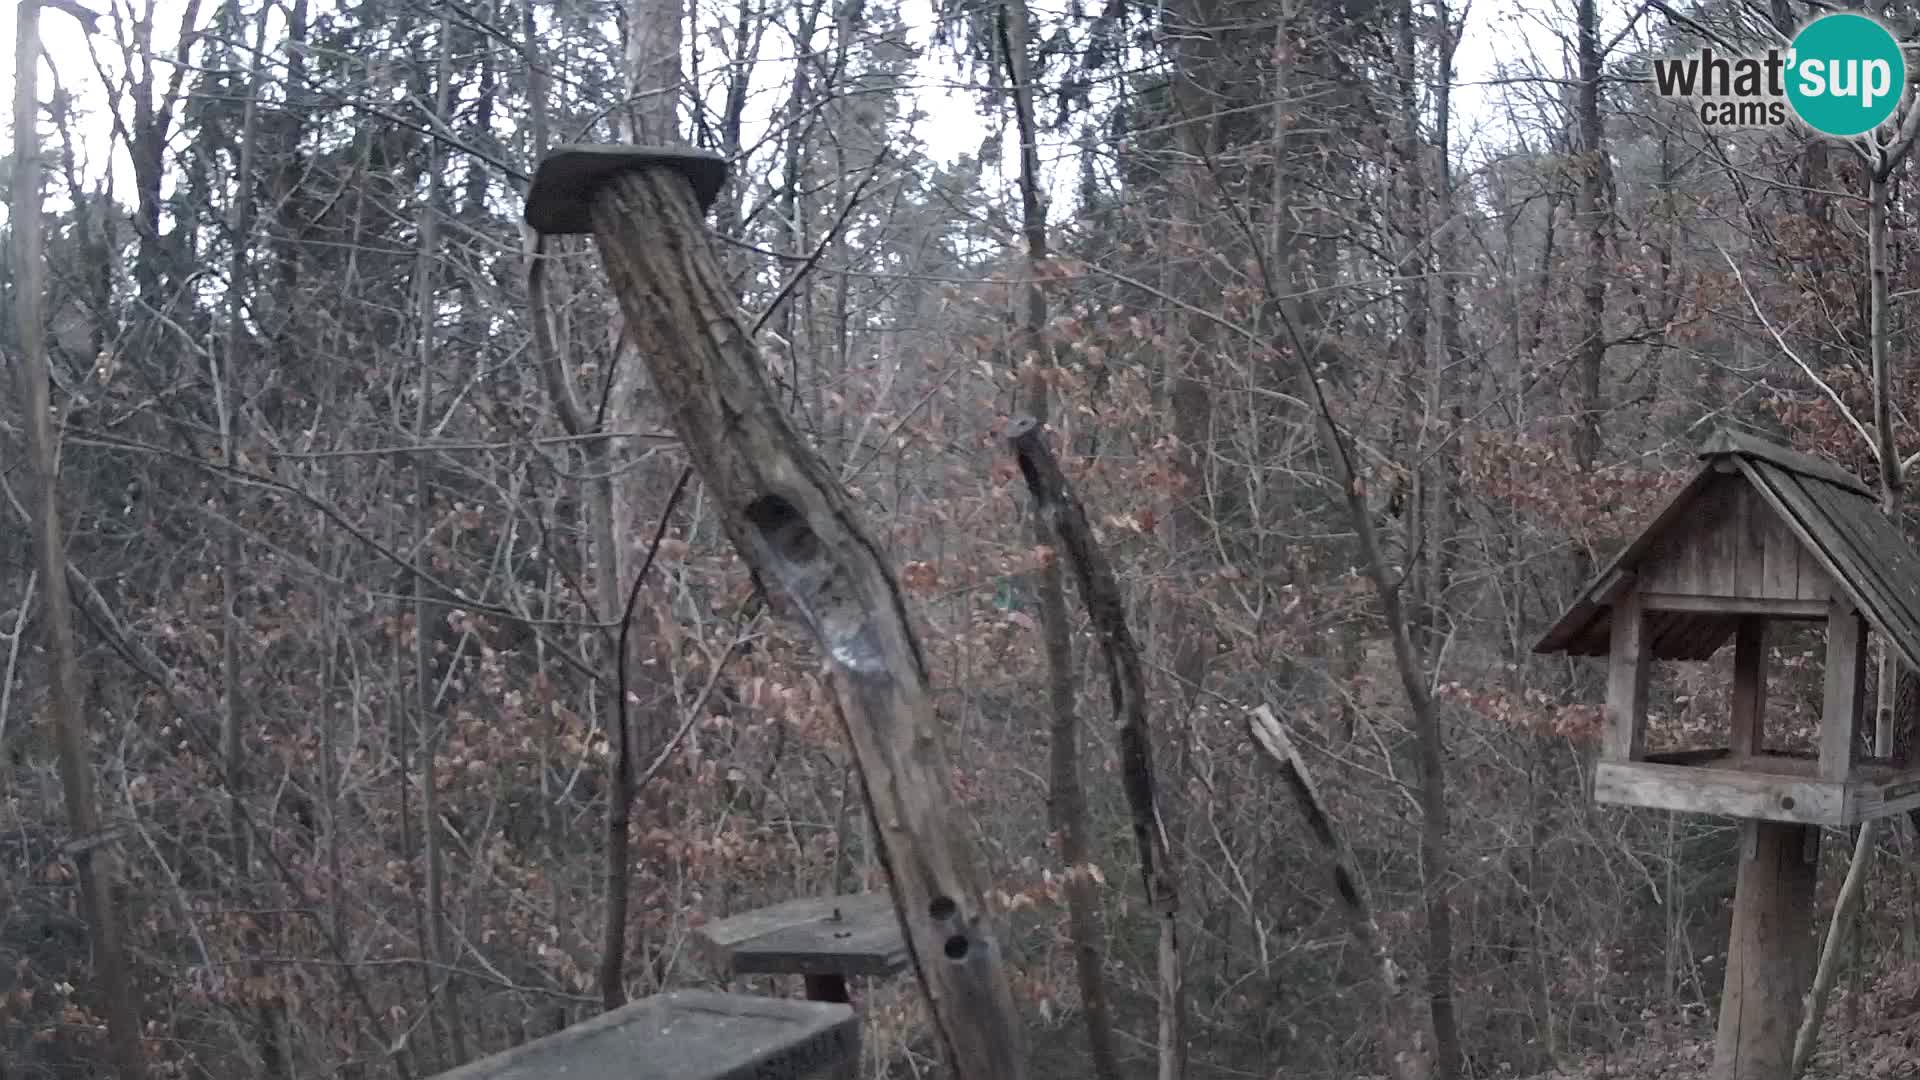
[[1006, 418, 1184, 1080], [13, 5, 150, 1075], [1572, 0, 1610, 479], [575, 163, 1028, 1080], [995, 3, 1122, 1076]]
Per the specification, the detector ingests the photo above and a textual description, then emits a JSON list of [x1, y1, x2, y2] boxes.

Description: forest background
[[4, 0, 1918, 1076]]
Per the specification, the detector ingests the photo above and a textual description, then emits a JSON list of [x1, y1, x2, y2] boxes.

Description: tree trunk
[[1007, 420, 1185, 1080], [559, 159, 1029, 1080], [411, 15, 467, 1064], [12, 5, 150, 1075], [996, 4, 1123, 1077]]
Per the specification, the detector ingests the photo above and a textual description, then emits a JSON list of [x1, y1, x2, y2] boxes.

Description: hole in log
[[744, 494, 882, 673], [928, 896, 956, 921], [1780, 795, 1796, 810], [943, 934, 969, 960]]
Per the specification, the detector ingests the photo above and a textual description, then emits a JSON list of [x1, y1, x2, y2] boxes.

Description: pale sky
[[0, 0, 1575, 230]]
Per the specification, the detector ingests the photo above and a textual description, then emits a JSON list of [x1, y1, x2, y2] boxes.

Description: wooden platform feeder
[[428, 990, 858, 1080], [693, 892, 909, 1005], [1536, 428, 1920, 1080]]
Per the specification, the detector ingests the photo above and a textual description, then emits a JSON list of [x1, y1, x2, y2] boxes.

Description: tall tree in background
[[12, 3, 148, 1076]]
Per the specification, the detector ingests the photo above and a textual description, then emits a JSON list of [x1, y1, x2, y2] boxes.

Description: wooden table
[[693, 893, 910, 1004], [428, 990, 858, 1080]]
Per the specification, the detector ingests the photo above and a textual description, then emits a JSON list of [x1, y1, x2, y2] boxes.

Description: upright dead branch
[[1246, 706, 1430, 1080], [525, 150, 1026, 1080], [993, 0, 1122, 1074], [1005, 416, 1186, 1080], [13, 3, 148, 1075]]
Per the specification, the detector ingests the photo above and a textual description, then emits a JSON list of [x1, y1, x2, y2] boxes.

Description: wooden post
[[1729, 618, 1765, 759], [1711, 820, 1818, 1080], [525, 148, 1026, 1080], [1821, 603, 1866, 781], [1606, 592, 1650, 761]]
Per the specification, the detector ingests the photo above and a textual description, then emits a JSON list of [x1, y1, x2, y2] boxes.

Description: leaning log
[[1246, 705, 1429, 1080], [524, 147, 1026, 1080]]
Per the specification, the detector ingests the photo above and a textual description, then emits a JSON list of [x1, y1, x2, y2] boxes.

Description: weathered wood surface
[[1744, 458, 1920, 672], [1729, 618, 1765, 758], [1638, 594, 1829, 617], [696, 893, 908, 978], [1633, 476, 1830, 602], [1603, 756, 1920, 825], [1604, 592, 1649, 762], [1532, 428, 1920, 667], [1006, 417, 1186, 1079], [527, 151, 1026, 1080], [1696, 427, 1874, 497], [430, 991, 857, 1080], [1820, 604, 1866, 781], [1711, 821, 1819, 1080], [1594, 761, 1846, 825]]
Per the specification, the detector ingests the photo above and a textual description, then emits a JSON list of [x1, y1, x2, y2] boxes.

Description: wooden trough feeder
[[428, 990, 858, 1080], [1535, 428, 1920, 1079], [693, 892, 909, 1006]]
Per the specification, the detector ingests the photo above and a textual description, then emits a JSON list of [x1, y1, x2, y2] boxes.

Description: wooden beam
[[429, 990, 858, 1080], [1594, 761, 1847, 826], [1640, 594, 1830, 618], [1820, 603, 1866, 782], [1730, 619, 1766, 758], [1848, 767, 1920, 822], [523, 149, 1026, 1080], [1594, 568, 1637, 607], [1606, 592, 1650, 761], [1710, 821, 1819, 1080]]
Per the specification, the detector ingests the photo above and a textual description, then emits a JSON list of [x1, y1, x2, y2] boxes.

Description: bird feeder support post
[[524, 148, 1027, 1080]]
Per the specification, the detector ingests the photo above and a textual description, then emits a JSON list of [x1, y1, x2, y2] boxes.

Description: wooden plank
[[1639, 594, 1828, 618], [1700, 478, 1740, 597], [1535, 467, 1719, 655], [1756, 491, 1805, 599], [1795, 543, 1833, 603], [429, 990, 858, 1080], [1848, 767, 1920, 822], [1801, 478, 1920, 671], [1733, 482, 1769, 599], [1711, 821, 1820, 1080], [694, 893, 909, 979], [1741, 462, 1920, 667], [1730, 619, 1766, 758], [1820, 602, 1866, 782], [1593, 568, 1636, 608], [1697, 426, 1875, 497], [1605, 592, 1650, 761], [1593, 761, 1846, 825]]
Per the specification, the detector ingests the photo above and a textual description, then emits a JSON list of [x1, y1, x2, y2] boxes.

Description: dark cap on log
[[524, 146, 730, 233]]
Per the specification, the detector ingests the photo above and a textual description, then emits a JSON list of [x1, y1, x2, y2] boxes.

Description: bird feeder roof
[[1534, 428, 1920, 671]]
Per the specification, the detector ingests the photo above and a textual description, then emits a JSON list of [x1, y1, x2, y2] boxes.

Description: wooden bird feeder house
[[1536, 428, 1920, 826], [1537, 427, 1920, 1079]]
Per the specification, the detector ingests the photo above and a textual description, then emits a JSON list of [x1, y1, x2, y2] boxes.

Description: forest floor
[[1521, 964, 1920, 1078]]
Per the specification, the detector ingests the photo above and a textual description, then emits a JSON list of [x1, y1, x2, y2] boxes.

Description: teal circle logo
[[1786, 13, 1907, 137]]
